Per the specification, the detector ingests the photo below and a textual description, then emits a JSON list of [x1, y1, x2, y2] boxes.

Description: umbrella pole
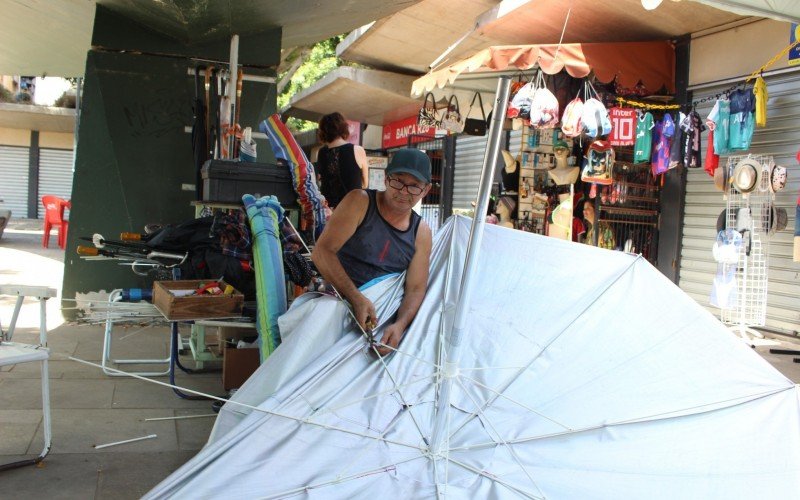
[[431, 76, 511, 454]]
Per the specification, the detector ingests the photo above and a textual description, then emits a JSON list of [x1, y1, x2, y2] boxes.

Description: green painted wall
[[62, 5, 279, 313]]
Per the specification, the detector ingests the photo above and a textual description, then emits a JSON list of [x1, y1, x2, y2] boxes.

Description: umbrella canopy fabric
[[145, 215, 800, 499], [411, 41, 676, 96]]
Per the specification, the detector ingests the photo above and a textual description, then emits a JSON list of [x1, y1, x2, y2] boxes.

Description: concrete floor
[[2, 219, 800, 498], [1, 221, 223, 499]]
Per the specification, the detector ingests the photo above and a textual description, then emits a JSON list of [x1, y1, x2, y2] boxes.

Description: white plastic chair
[[0, 285, 57, 471]]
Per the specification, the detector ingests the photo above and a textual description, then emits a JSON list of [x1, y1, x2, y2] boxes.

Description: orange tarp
[[411, 41, 675, 95]]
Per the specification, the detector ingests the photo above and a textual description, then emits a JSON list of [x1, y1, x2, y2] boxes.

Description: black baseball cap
[[387, 149, 432, 183]]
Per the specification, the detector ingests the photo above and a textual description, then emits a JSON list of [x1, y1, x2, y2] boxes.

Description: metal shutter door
[[37, 148, 74, 219], [0, 145, 30, 218], [452, 134, 488, 210], [679, 70, 800, 335]]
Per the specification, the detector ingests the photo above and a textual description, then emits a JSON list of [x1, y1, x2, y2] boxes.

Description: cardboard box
[[153, 280, 244, 320], [223, 346, 260, 391]]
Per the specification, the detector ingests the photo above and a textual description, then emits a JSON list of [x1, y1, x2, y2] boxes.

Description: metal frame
[[101, 289, 173, 377], [0, 284, 56, 471]]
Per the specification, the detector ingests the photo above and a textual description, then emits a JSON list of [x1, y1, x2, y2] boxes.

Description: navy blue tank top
[[337, 190, 421, 287]]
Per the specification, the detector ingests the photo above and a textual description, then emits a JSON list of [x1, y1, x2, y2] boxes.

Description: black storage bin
[[201, 160, 298, 207]]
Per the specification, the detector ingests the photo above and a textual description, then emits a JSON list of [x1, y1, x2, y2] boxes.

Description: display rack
[[719, 154, 773, 343], [515, 125, 568, 234]]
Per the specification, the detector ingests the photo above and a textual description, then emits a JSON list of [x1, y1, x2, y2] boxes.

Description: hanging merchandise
[[709, 229, 742, 310], [441, 94, 464, 133], [768, 163, 787, 193], [704, 127, 719, 177], [706, 98, 731, 155], [581, 140, 615, 185], [753, 75, 767, 128], [668, 111, 686, 170], [681, 110, 705, 169], [728, 87, 756, 151], [651, 113, 674, 176], [462, 91, 487, 136], [580, 80, 611, 138], [633, 111, 655, 164], [561, 94, 583, 137], [507, 81, 534, 120], [417, 92, 439, 128], [529, 71, 560, 128], [608, 107, 636, 146], [731, 157, 760, 194]]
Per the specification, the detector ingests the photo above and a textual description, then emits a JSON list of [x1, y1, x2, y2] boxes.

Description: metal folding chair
[[101, 289, 173, 377], [0, 285, 57, 471]]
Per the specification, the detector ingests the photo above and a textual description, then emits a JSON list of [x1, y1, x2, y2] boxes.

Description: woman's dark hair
[[317, 112, 350, 143]]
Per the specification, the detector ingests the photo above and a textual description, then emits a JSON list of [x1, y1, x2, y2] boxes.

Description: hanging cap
[[387, 148, 432, 183]]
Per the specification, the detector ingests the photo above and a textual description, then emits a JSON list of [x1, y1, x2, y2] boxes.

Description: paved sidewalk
[[1, 219, 223, 498], [1, 217, 799, 498]]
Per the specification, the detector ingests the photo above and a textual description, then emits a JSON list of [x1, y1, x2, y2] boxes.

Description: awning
[[284, 66, 425, 126], [412, 40, 675, 96]]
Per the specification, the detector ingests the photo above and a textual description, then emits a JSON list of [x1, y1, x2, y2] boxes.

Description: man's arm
[[310, 190, 375, 329], [376, 221, 432, 355], [354, 145, 370, 189]]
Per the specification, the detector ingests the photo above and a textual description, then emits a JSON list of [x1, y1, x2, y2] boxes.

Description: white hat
[[731, 158, 761, 194]]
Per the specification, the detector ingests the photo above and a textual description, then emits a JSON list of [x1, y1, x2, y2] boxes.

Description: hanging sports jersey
[[633, 112, 654, 163], [707, 99, 731, 155], [651, 114, 673, 176], [682, 111, 705, 169], [729, 88, 755, 151], [669, 112, 686, 170], [753, 76, 767, 128], [609, 107, 636, 146]]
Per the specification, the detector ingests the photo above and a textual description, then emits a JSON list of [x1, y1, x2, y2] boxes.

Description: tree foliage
[[278, 35, 345, 132]]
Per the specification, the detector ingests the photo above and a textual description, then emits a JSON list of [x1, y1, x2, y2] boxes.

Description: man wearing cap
[[312, 148, 433, 356]]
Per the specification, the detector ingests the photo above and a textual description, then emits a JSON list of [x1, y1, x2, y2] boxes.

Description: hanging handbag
[[463, 92, 487, 136], [417, 92, 439, 129], [441, 94, 464, 133]]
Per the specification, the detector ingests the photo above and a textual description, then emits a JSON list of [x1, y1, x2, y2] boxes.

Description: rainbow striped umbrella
[[260, 114, 327, 240]]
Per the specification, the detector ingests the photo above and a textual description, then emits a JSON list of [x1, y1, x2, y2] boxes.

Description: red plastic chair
[[41, 196, 70, 249]]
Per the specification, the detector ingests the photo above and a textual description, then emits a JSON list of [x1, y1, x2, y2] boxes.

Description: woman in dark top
[[316, 112, 369, 208]]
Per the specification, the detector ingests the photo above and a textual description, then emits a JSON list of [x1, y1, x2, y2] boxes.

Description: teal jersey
[[708, 99, 731, 155], [633, 112, 654, 163]]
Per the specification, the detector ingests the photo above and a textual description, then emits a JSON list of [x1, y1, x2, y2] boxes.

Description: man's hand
[[375, 322, 405, 356], [352, 295, 377, 333]]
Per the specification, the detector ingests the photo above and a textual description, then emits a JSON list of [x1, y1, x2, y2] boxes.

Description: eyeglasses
[[387, 177, 425, 196]]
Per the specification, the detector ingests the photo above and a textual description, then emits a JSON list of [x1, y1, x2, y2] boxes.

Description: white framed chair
[[0, 285, 57, 471], [101, 289, 173, 377]]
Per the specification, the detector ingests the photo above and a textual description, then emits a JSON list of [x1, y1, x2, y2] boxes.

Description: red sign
[[382, 115, 437, 149], [609, 107, 636, 146]]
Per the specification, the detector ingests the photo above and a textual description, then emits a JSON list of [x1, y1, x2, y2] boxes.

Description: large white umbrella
[[144, 78, 800, 499]]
